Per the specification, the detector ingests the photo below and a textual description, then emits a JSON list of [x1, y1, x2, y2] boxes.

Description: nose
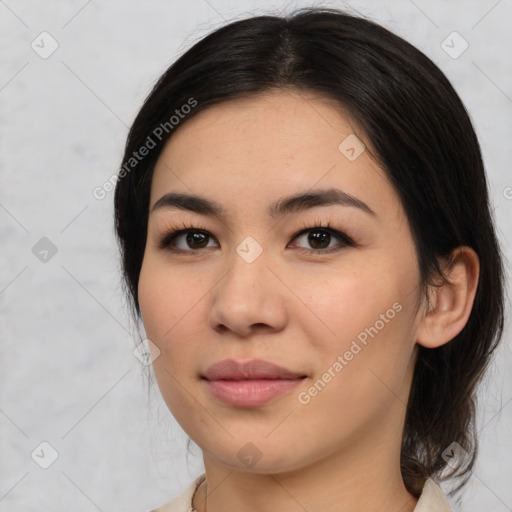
[[207, 250, 288, 338]]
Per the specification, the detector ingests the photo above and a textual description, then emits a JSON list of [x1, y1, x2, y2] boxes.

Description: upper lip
[[203, 359, 306, 380]]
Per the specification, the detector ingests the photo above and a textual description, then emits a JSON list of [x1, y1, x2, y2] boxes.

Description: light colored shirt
[[149, 473, 452, 512]]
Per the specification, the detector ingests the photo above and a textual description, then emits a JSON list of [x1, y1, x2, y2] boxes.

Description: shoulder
[[147, 474, 206, 512], [413, 478, 453, 512]]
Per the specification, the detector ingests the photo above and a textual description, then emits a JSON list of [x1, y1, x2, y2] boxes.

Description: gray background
[[0, 1, 510, 510]]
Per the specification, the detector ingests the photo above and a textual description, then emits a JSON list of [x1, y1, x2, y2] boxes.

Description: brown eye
[[306, 230, 332, 250], [291, 226, 355, 254], [184, 231, 210, 249], [158, 228, 218, 251]]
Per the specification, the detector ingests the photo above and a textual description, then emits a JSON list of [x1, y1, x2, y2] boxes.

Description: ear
[[416, 246, 480, 349]]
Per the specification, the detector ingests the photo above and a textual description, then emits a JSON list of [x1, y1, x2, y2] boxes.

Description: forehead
[[156, 90, 358, 170], [149, 90, 398, 220]]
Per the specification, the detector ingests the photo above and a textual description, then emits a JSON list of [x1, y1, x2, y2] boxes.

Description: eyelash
[[157, 218, 357, 255]]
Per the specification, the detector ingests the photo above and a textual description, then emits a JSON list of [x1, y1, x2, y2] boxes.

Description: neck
[[193, 432, 418, 512]]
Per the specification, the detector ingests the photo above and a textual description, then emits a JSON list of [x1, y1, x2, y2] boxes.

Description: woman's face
[[138, 90, 425, 474]]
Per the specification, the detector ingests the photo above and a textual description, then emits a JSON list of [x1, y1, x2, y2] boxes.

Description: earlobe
[[416, 247, 480, 349]]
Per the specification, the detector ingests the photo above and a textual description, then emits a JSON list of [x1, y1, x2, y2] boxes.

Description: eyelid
[[290, 225, 356, 252], [156, 219, 357, 254], [157, 224, 213, 251]]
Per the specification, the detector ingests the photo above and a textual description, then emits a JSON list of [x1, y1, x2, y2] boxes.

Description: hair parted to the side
[[114, 7, 505, 498]]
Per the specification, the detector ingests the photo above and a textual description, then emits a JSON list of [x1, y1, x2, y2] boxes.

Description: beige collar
[[151, 474, 452, 512]]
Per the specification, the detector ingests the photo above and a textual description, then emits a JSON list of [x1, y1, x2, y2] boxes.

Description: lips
[[202, 359, 307, 407], [203, 359, 306, 380]]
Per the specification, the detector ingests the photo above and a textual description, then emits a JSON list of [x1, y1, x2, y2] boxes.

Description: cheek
[[138, 262, 196, 392], [293, 276, 417, 444], [138, 257, 200, 342], [138, 262, 168, 342], [138, 259, 202, 414], [302, 255, 419, 387], [300, 264, 407, 346]]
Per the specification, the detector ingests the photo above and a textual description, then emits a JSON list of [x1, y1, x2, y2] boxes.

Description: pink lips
[[202, 359, 306, 407]]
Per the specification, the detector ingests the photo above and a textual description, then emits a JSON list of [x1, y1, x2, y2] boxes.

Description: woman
[[114, 7, 505, 512]]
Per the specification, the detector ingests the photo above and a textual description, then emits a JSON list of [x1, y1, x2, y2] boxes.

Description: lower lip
[[204, 378, 304, 407]]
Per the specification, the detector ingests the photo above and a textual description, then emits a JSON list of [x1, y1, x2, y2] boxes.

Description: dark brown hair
[[114, 7, 505, 497]]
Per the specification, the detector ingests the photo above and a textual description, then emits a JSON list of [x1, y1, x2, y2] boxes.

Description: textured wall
[[1, 1, 510, 511]]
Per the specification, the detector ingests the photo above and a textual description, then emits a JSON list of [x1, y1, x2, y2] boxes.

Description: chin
[[196, 434, 310, 475]]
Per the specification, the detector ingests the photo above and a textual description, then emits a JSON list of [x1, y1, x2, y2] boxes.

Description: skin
[[138, 89, 479, 512]]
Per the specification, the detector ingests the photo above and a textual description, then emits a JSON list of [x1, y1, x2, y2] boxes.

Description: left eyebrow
[[269, 188, 376, 218], [151, 187, 376, 219]]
